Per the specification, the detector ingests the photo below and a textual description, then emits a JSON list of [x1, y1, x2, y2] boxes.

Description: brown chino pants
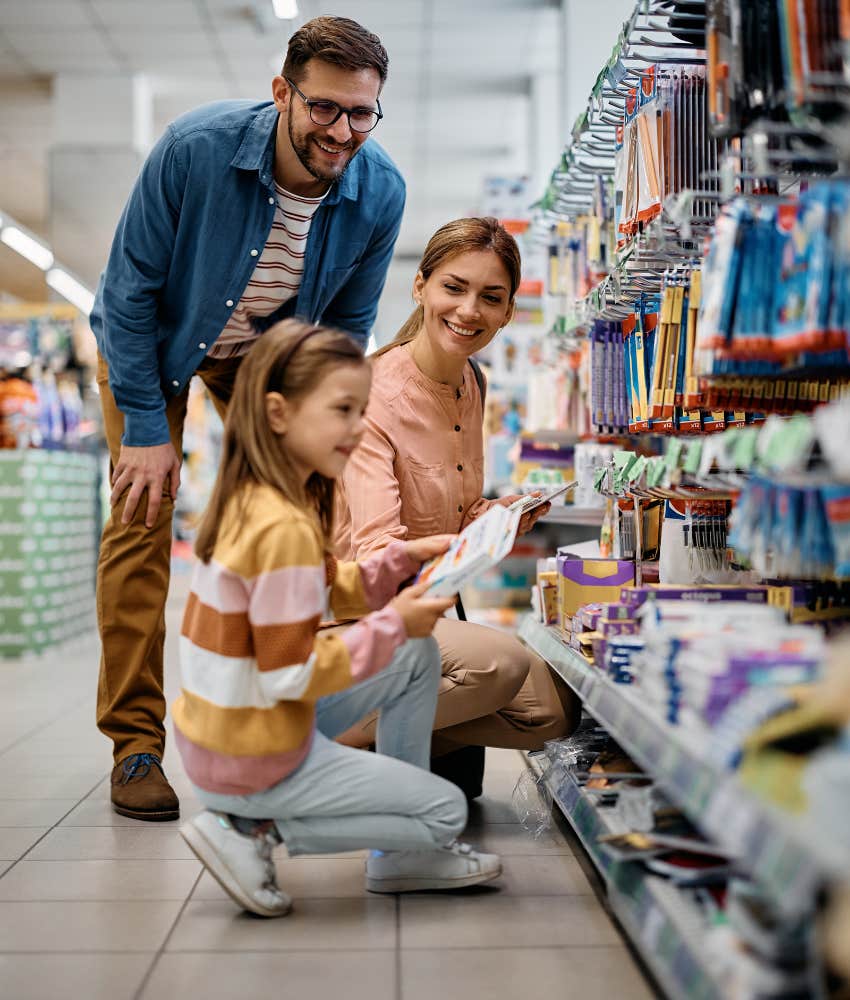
[[336, 617, 581, 753], [95, 354, 242, 763]]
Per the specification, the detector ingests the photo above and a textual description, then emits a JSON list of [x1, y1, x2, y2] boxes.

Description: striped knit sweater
[[172, 483, 417, 795]]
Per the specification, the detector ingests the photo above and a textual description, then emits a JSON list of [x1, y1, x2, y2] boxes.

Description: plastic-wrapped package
[[512, 768, 554, 838]]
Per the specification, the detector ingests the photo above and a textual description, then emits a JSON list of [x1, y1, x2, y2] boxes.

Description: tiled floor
[[0, 575, 655, 1000]]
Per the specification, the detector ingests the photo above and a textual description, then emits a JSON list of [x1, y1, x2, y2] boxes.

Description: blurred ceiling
[[0, 0, 561, 300]]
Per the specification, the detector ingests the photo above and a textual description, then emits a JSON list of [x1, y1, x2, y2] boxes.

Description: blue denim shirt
[[90, 101, 405, 447]]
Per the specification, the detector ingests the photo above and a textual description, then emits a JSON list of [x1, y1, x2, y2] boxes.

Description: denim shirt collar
[[229, 103, 359, 204]]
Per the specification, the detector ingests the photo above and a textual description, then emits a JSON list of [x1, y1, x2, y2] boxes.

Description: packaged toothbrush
[[697, 200, 749, 357], [822, 485, 850, 578]]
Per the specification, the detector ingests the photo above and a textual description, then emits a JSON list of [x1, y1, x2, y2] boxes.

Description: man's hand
[[111, 442, 181, 529], [390, 579, 456, 637], [404, 534, 456, 566]]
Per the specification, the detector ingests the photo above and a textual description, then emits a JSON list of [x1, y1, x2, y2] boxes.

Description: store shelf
[[541, 505, 604, 526], [527, 755, 722, 1000], [519, 617, 845, 917]]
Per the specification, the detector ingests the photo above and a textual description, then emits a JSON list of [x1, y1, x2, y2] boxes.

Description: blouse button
[[457, 464, 463, 471], [454, 424, 461, 432], [457, 504, 463, 513]]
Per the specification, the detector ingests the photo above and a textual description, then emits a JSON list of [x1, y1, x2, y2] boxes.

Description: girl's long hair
[[373, 216, 522, 358], [194, 319, 366, 563]]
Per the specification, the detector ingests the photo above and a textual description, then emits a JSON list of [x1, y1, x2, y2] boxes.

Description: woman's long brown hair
[[372, 216, 522, 359], [194, 319, 366, 563]]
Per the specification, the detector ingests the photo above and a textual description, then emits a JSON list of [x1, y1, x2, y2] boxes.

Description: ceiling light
[[271, 0, 298, 19], [46, 267, 95, 316], [1, 225, 54, 271]]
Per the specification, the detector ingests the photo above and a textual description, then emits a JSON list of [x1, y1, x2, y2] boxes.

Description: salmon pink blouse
[[335, 344, 496, 559]]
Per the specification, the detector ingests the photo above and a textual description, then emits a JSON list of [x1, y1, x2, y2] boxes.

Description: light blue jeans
[[193, 636, 468, 855]]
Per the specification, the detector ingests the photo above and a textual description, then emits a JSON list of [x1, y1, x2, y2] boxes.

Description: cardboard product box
[[599, 617, 640, 638], [602, 602, 636, 621], [619, 584, 770, 612], [537, 571, 559, 626], [556, 557, 635, 619], [578, 603, 605, 630]]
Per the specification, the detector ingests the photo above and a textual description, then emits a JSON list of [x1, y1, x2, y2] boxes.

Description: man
[[91, 16, 404, 821]]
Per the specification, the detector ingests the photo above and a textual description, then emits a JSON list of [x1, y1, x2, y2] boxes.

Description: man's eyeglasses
[[286, 78, 383, 134]]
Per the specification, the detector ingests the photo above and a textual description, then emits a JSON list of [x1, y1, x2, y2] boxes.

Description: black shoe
[[430, 745, 485, 800]]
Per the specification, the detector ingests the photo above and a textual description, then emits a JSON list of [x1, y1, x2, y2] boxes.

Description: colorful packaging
[[822, 485, 850, 578], [556, 557, 635, 618], [619, 584, 769, 611]]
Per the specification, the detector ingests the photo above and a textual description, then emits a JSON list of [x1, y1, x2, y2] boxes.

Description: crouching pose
[[174, 320, 500, 916]]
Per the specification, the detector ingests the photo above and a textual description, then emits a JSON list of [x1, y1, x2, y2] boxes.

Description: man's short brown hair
[[283, 16, 388, 86]]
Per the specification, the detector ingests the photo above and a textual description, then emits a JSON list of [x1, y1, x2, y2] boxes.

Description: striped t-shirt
[[172, 484, 416, 795], [207, 182, 327, 360]]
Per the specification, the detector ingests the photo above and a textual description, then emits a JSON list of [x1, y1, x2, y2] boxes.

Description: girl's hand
[[405, 534, 456, 565], [391, 580, 455, 637]]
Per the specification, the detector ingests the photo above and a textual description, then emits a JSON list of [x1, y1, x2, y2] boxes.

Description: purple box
[[556, 557, 635, 617], [600, 618, 639, 638], [619, 584, 769, 611], [579, 603, 605, 629], [603, 602, 636, 621]]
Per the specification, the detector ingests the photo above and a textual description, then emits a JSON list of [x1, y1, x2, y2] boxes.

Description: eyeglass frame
[[284, 77, 383, 134]]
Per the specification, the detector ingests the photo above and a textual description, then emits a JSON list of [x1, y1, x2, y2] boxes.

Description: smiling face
[[413, 250, 515, 361], [273, 58, 381, 188], [266, 361, 372, 485]]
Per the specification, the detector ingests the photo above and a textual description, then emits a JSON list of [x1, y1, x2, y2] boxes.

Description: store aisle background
[[0, 572, 654, 1000]]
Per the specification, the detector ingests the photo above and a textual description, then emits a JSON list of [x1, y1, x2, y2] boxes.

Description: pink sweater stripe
[[340, 604, 407, 681], [175, 727, 313, 795], [358, 540, 419, 610]]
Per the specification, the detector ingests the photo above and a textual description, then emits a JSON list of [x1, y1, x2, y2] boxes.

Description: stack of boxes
[[0, 450, 98, 657]]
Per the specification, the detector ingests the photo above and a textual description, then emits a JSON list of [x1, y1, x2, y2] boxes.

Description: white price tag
[[642, 906, 665, 951]]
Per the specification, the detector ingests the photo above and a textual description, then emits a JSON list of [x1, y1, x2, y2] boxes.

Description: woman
[[334, 217, 580, 792]]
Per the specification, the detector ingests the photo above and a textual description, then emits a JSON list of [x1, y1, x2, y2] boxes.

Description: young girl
[[174, 320, 501, 917], [333, 218, 579, 792]]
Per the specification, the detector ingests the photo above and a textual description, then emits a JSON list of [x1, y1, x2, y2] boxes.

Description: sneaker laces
[[444, 839, 473, 855], [120, 753, 163, 784], [253, 828, 285, 901]]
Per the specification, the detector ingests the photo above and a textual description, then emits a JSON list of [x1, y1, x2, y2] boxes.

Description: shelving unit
[[520, 617, 847, 919], [541, 506, 604, 527], [528, 751, 722, 1000]]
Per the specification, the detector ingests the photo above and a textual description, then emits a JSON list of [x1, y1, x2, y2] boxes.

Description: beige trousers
[[95, 354, 242, 763], [337, 617, 581, 754]]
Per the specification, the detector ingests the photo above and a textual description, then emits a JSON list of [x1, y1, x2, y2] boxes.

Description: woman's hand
[[390, 580, 456, 637], [518, 502, 550, 535], [495, 493, 550, 535], [405, 534, 456, 565]]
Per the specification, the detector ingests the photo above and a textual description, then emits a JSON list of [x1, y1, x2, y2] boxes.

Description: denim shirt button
[[268, 197, 275, 205], [225, 299, 234, 307], [198, 343, 207, 350], [250, 248, 259, 257], [171, 380, 179, 388]]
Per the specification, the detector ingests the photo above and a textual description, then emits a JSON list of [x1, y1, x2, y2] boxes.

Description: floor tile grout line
[[0, 775, 108, 880], [0, 692, 95, 759], [132, 867, 205, 1000]]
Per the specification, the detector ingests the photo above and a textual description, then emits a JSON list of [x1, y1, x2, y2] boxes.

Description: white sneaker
[[180, 811, 291, 917], [365, 839, 502, 893]]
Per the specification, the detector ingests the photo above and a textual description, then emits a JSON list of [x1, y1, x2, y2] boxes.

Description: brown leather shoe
[[111, 753, 180, 821]]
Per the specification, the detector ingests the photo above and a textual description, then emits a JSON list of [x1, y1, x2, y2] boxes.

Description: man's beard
[[288, 106, 360, 184]]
